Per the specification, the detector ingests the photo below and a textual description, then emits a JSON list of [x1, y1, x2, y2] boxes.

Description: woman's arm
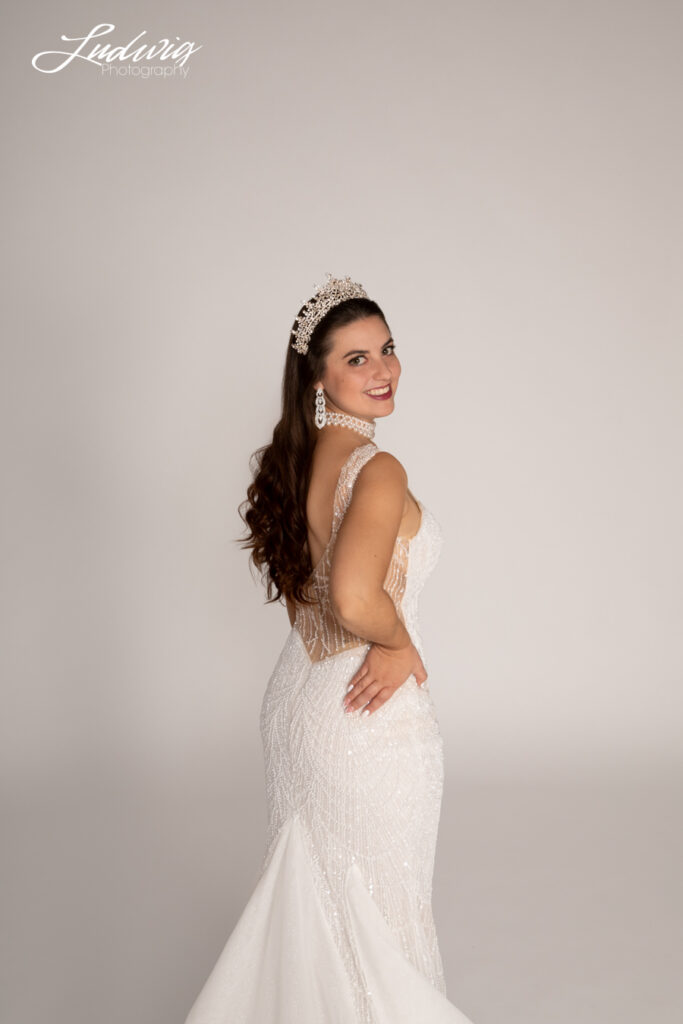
[[329, 452, 412, 651]]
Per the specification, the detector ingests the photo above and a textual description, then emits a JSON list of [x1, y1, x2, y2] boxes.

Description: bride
[[183, 274, 475, 1023]]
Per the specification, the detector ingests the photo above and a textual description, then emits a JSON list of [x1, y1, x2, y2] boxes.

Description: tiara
[[290, 272, 369, 355]]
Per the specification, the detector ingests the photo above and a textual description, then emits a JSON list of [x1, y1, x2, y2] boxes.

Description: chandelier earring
[[314, 387, 327, 429], [312, 385, 376, 440]]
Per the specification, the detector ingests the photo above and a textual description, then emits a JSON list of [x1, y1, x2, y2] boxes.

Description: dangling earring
[[314, 386, 327, 430]]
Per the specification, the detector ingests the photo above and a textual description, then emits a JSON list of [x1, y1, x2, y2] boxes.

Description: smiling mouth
[[365, 384, 392, 397]]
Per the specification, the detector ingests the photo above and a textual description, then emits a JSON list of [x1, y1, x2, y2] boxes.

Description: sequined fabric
[[184, 445, 474, 1024], [262, 444, 449, 1021], [294, 443, 412, 663]]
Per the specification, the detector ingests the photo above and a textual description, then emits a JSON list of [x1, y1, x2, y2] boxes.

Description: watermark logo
[[31, 22, 202, 77]]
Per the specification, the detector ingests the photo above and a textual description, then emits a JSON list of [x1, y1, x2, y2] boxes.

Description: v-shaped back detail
[[294, 441, 413, 663], [308, 442, 379, 578]]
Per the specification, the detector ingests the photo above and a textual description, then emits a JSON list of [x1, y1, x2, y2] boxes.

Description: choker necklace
[[323, 408, 375, 440]]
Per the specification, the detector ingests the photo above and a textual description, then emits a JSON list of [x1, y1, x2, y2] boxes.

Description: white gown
[[184, 442, 475, 1024]]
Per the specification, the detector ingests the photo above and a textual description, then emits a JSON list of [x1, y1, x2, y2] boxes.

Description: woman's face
[[313, 315, 401, 423]]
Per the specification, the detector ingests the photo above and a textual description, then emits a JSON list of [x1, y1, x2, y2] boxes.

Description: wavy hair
[[238, 295, 388, 606]]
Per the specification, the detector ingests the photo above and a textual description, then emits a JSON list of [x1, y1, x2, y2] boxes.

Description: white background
[[2, 2, 682, 1022]]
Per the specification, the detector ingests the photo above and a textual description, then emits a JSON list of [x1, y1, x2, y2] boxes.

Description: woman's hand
[[342, 640, 428, 716]]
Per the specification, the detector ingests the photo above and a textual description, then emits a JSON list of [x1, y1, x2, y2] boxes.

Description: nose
[[372, 352, 394, 379]]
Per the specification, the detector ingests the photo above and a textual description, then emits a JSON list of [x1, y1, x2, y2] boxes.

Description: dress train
[[184, 443, 476, 1023]]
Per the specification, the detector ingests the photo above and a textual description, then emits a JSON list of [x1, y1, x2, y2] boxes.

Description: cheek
[[328, 372, 356, 395]]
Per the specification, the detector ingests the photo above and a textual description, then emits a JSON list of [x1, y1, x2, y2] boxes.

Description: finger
[[345, 680, 382, 712], [343, 666, 371, 704], [342, 684, 360, 708], [344, 681, 372, 710], [342, 681, 361, 706], [345, 663, 369, 692], [359, 687, 393, 717]]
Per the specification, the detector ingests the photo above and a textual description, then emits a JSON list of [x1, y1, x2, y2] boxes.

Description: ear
[[312, 380, 324, 392]]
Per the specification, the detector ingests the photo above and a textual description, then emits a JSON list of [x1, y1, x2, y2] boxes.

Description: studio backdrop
[[2, 3, 682, 1024]]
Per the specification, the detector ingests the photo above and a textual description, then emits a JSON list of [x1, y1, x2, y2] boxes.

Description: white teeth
[[367, 385, 390, 395]]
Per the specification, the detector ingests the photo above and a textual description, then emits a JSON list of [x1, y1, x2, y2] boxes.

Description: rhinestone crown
[[291, 273, 369, 355]]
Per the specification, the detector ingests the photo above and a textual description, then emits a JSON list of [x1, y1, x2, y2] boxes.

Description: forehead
[[327, 315, 390, 353]]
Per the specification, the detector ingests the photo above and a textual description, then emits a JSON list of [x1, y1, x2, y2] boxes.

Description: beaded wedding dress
[[184, 442, 475, 1024]]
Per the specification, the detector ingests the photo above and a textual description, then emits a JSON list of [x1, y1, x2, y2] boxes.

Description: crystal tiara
[[290, 273, 369, 355]]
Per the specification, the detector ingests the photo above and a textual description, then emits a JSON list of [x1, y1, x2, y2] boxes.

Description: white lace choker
[[323, 409, 375, 440]]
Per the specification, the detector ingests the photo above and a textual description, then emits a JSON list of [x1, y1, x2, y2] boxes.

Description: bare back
[[307, 440, 421, 563], [285, 439, 421, 627]]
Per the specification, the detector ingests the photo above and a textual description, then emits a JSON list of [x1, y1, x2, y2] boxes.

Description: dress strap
[[330, 442, 379, 538]]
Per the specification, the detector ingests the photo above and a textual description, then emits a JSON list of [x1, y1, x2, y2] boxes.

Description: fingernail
[[346, 683, 354, 693], [361, 708, 370, 718]]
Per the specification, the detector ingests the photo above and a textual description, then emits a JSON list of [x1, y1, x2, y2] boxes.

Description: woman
[[184, 274, 475, 1023]]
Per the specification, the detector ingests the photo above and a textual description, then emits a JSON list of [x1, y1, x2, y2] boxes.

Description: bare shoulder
[[361, 449, 407, 479], [353, 449, 407, 499]]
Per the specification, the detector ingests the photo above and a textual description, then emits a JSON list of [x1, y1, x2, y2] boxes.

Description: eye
[[348, 343, 396, 366]]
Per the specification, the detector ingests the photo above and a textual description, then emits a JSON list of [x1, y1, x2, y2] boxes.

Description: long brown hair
[[238, 295, 388, 606]]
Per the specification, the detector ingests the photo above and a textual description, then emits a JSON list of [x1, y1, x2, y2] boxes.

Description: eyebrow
[[342, 336, 394, 358]]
